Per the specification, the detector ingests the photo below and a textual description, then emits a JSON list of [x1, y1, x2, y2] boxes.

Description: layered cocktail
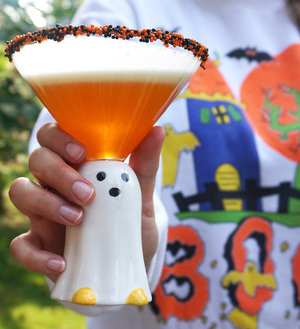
[[6, 25, 208, 312]]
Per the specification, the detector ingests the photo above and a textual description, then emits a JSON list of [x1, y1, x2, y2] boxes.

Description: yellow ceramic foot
[[72, 287, 96, 305], [126, 288, 148, 306]]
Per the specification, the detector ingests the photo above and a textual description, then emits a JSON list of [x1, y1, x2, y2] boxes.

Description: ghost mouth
[[109, 187, 121, 197]]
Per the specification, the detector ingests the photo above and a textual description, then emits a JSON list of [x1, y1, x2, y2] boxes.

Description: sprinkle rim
[[5, 24, 208, 68]]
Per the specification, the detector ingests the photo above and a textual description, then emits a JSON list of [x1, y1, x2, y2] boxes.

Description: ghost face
[[79, 160, 141, 222]]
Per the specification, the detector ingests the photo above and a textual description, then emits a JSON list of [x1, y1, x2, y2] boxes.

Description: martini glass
[[6, 25, 207, 313]]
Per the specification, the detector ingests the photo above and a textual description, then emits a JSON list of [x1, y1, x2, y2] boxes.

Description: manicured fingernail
[[65, 143, 84, 161], [72, 181, 94, 203], [59, 205, 82, 223], [47, 259, 65, 273]]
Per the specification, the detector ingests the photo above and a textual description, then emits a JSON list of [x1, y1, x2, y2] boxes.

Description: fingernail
[[47, 259, 65, 273], [59, 205, 82, 223], [72, 181, 94, 203], [65, 143, 84, 161]]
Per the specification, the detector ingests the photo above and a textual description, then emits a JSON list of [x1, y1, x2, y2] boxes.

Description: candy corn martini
[[6, 25, 208, 310], [6, 25, 208, 159]]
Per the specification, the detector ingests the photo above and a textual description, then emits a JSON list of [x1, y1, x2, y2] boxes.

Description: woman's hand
[[9, 122, 165, 282]]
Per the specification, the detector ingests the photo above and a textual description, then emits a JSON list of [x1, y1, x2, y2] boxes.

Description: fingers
[[10, 122, 95, 281], [29, 147, 95, 206], [32, 122, 95, 205], [10, 232, 65, 282], [129, 126, 165, 207], [9, 178, 84, 225], [37, 122, 86, 164]]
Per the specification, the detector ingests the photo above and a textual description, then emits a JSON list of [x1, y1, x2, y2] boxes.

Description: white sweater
[[30, 0, 300, 328]]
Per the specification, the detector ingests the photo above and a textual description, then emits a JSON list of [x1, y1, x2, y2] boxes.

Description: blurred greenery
[[0, 0, 86, 327]]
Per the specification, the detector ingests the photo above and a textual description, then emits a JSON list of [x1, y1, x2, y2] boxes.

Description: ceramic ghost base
[[51, 160, 151, 309]]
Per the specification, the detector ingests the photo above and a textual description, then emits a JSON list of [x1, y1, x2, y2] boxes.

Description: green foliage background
[[0, 0, 86, 327]]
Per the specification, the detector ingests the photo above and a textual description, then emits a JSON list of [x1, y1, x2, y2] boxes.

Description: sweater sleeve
[[28, 108, 54, 154], [72, 0, 140, 27], [147, 193, 168, 292]]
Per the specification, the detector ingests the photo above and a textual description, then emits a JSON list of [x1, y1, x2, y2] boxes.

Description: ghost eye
[[121, 173, 129, 182], [96, 171, 106, 181]]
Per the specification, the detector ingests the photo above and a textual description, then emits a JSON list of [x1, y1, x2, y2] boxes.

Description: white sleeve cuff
[[28, 108, 55, 155], [147, 193, 168, 292]]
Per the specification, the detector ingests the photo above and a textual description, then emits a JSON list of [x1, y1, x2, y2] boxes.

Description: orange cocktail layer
[[29, 78, 183, 159]]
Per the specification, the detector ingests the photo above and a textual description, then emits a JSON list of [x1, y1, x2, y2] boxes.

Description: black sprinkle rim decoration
[[5, 24, 208, 68]]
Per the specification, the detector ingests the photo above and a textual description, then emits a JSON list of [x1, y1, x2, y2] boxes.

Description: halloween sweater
[[30, 0, 300, 328]]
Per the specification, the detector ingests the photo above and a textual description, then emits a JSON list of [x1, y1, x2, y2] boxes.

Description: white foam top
[[12, 36, 200, 83]]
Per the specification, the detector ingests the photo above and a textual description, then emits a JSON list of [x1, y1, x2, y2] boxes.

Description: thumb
[[129, 126, 165, 207], [129, 126, 165, 267]]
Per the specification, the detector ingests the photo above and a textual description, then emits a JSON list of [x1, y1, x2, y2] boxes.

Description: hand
[[9, 122, 165, 282]]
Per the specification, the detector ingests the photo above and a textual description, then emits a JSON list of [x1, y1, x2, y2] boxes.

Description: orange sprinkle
[[4, 24, 208, 67]]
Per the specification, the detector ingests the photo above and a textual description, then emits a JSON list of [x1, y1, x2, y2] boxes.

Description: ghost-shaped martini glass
[[6, 25, 208, 313]]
